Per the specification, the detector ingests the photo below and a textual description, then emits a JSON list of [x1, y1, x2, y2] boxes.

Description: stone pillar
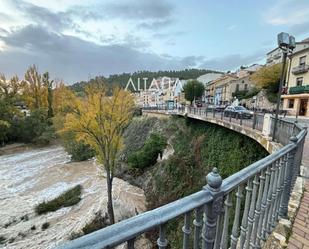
[[294, 98, 300, 116], [262, 114, 273, 137]]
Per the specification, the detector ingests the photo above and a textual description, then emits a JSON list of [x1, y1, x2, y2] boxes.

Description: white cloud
[[265, 0, 309, 26]]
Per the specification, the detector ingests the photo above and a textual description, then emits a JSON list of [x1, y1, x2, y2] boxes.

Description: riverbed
[[0, 145, 146, 249]]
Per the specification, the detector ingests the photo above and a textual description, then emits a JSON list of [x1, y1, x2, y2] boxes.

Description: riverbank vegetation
[[115, 115, 269, 247], [35, 185, 82, 215]]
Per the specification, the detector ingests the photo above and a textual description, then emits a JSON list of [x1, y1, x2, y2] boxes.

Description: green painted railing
[[289, 85, 309, 94]]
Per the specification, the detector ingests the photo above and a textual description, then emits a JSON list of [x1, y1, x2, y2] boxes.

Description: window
[[296, 77, 303, 86], [299, 56, 306, 66], [244, 84, 248, 91], [242, 80, 245, 83], [236, 84, 239, 91], [288, 99, 294, 108]]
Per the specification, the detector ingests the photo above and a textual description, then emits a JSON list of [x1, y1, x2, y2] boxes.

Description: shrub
[[9, 109, 55, 144], [82, 212, 109, 235], [61, 131, 95, 161], [128, 133, 167, 170], [0, 236, 6, 244], [35, 185, 82, 215], [41, 222, 50, 230]]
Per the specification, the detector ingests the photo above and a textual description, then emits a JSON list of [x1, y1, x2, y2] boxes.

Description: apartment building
[[210, 74, 238, 105], [266, 38, 309, 66], [197, 72, 223, 103], [282, 47, 309, 116]]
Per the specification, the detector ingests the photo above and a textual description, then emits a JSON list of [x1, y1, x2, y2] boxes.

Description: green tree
[[183, 80, 205, 105]]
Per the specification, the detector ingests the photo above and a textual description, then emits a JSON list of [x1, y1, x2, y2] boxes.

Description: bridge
[[58, 107, 308, 249]]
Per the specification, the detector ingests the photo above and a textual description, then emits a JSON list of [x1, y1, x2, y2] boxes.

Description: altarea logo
[[125, 77, 183, 92]]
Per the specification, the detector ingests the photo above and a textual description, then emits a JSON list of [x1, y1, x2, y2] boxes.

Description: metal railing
[[58, 106, 307, 249], [291, 64, 309, 75]]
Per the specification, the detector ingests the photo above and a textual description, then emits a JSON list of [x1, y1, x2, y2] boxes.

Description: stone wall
[[241, 89, 276, 111]]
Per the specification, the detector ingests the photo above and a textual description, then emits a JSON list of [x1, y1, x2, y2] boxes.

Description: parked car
[[224, 106, 254, 119]]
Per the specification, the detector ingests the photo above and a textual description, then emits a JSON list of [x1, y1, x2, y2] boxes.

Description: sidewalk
[[288, 136, 309, 249]]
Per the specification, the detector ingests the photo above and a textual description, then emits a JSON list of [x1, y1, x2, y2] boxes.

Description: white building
[[266, 38, 309, 66]]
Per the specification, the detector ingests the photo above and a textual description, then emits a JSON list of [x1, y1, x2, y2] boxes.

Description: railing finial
[[206, 167, 222, 191]]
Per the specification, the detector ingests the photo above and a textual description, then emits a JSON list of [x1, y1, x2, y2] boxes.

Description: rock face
[[0, 145, 147, 249], [241, 89, 276, 111]]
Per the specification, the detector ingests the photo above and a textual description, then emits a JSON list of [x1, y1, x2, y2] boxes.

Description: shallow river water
[[0, 145, 146, 249]]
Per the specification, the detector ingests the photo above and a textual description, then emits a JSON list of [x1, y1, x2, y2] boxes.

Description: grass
[[35, 185, 82, 215]]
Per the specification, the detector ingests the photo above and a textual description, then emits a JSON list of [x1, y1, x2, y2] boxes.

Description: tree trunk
[[106, 172, 115, 224]]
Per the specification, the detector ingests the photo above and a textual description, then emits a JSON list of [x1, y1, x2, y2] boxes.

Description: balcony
[[266, 57, 273, 63], [292, 64, 309, 75], [273, 54, 281, 59], [289, 85, 309, 94]]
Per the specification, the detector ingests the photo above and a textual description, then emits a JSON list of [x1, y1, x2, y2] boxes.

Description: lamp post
[[272, 32, 295, 141]]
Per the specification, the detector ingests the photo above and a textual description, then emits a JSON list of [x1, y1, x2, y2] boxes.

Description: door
[[299, 99, 308, 116]]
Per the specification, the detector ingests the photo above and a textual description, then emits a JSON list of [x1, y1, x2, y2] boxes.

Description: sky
[[0, 0, 309, 84]]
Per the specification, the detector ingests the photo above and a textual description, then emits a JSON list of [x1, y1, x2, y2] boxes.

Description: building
[[266, 38, 309, 66], [135, 77, 180, 107], [229, 74, 256, 96], [210, 74, 238, 105], [236, 64, 263, 78], [197, 72, 223, 103], [282, 47, 309, 117]]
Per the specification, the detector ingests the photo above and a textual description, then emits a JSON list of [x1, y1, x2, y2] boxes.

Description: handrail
[[58, 190, 213, 249], [221, 142, 296, 194], [58, 106, 307, 249]]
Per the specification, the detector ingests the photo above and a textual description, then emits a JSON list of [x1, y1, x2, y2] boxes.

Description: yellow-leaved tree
[[22, 65, 48, 110], [62, 84, 135, 224], [251, 63, 285, 90]]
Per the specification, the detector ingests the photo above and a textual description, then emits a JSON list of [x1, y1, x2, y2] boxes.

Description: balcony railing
[[292, 64, 309, 75], [289, 85, 309, 94], [57, 107, 307, 249]]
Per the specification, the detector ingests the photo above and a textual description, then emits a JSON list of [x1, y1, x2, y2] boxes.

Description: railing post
[[252, 113, 256, 130], [202, 168, 223, 249], [157, 224, 168, 249], [240, 113, 243, 126], [205, 106, 208, 117], [221, 110, 223, 120], [279, 136, 297, 218], [213, 108, 215, 118]]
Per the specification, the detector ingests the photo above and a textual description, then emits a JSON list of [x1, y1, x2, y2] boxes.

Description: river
[[0, 145, 147, 249]]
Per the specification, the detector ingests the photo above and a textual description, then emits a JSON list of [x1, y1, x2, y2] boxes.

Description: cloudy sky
[[0, 0, 309, 84]]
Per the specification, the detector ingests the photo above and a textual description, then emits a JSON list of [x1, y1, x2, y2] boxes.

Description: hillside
[[69, 69, 222, 95]]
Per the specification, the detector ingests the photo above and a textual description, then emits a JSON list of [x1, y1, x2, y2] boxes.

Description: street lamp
[[272, 32, 295, 141]]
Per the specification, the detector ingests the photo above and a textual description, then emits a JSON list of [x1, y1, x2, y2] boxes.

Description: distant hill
[[70, 69, 222, 95]]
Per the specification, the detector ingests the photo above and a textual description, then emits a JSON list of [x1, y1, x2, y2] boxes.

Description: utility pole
[[272, 32, 295, 141]]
